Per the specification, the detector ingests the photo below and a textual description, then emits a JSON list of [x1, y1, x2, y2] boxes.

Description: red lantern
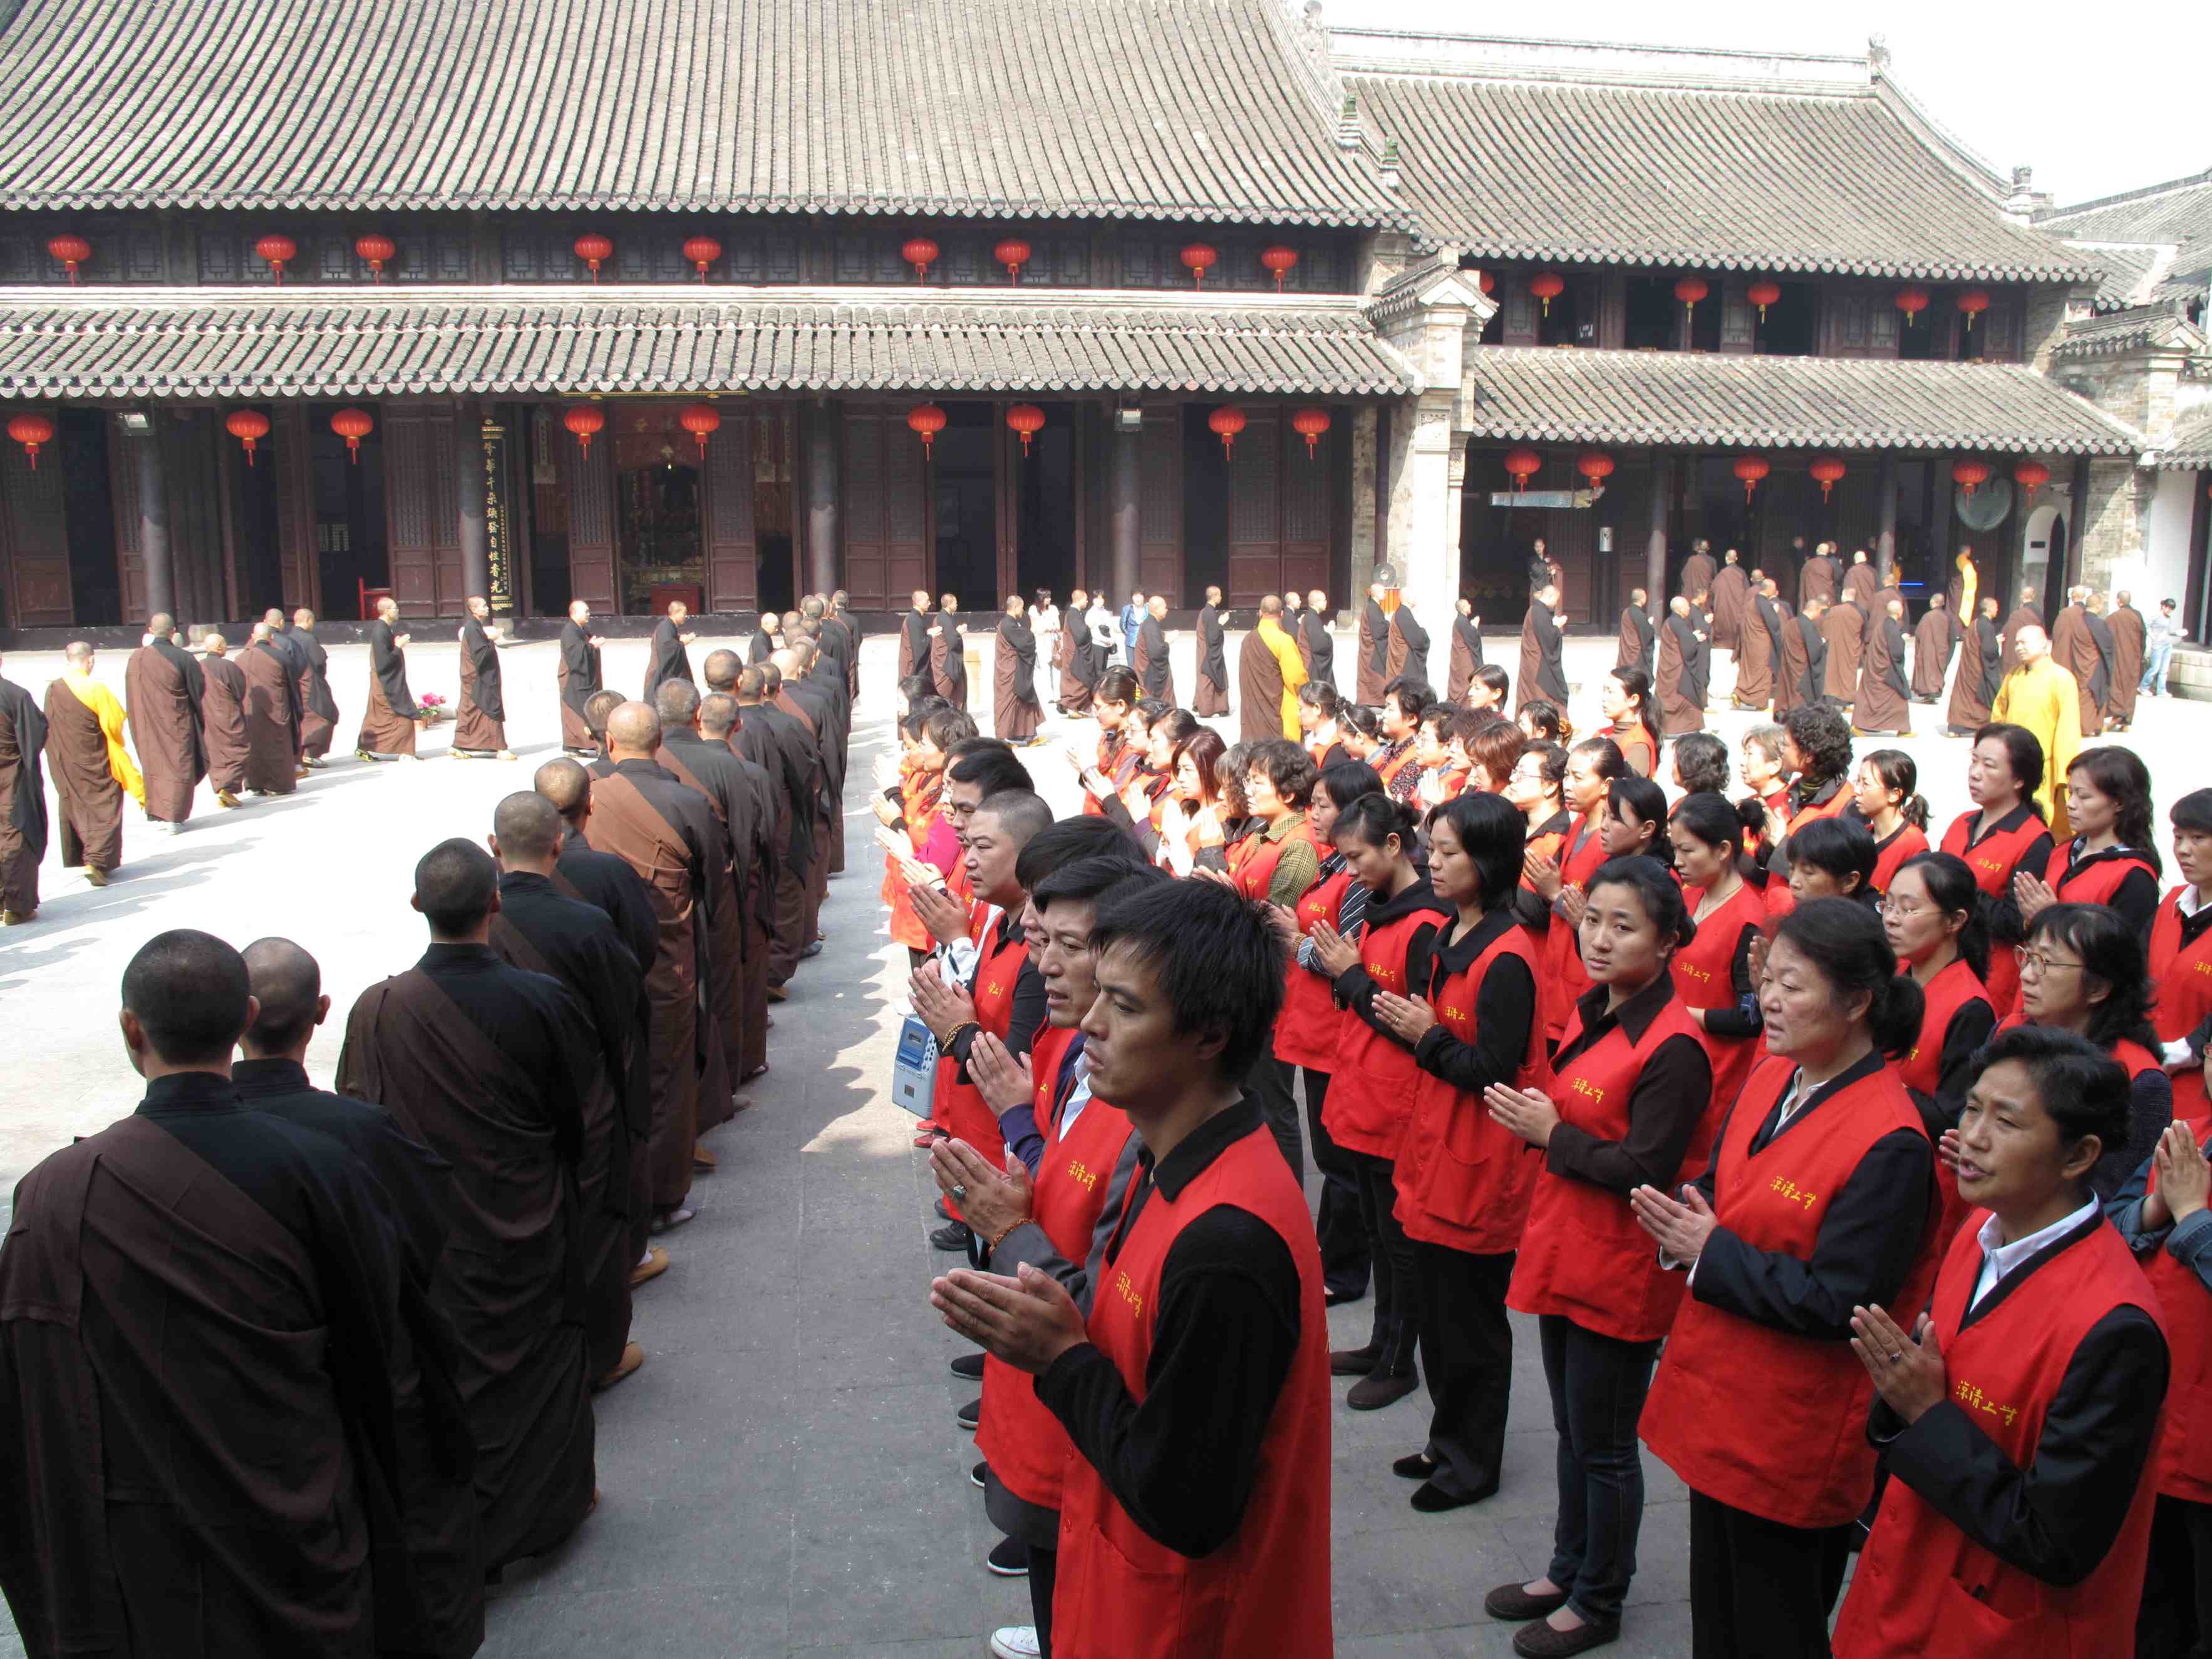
[[1006, 404, 1047, 456], [679, 402, 721, 458], [1951, 458, 1991, 497], [1180, 243, 1218, 289], [562, 405, 606, 455], [46, 233, 90, 284], [1259, 245, 1298, 291], [1957, 287, 1990, 330], [354, 233, 395, 281], [1528, 272, 1564, 316], [1291, 407, 1331, 458], [1504, 447, 1541, 493], [1207, 406, 1247, 456], [1894, 285, 1930, 326], [1477, 269, 1496, 296], [329, 407, 374, 463], [901, 237, 940, 281], [1809, 456, 1847, 501], [6, 412, 56, 469], [225, 409, 271, 467], [2013, 458, 2050, 493], [254, 234, 297, 283], [573, 233, 614, 282], [1576, 450, 1615, 486], [1732, 453, 1770, 504], [906, 403, 948, 455], [683, 236, 723, 282], [993, 239, 1031, 282], [1747, 278, 1781, 320], [1673, 276, 1709, 323]]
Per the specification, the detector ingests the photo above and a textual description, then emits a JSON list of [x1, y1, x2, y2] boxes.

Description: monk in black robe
[[1057, 587, 1095, 713], [1132, 597, 1171, 702], [696, 693, 779, 1082], [1710, 552, 1750, 653], [338, 842, 601, 1576], [1195, 589, 1230, 716], [734, 669, 817, 987], [897, 591, 932, 683], [123, 615, 205, 829], [643, 601, 696, 701], [0, 662, 48, 921], [485, 795, 653, 1387], [454, 597, 509, 758], [1447, 599, 1484, 701], [1357, 579, 1392, 702], [1910, 594, 1954, 701], [1945, 599, 2005, 735], [1299, 591, 1336, 693], [748, 614, 782, 666], [2084, 597, 2117, 728], [651, 681, 748, 1143], [995, 601, 1043, 742], [242, 624, 301, 795], [1, 930, 482, 1658], [1387, 598, 1430, 690], [929, 597, 968, 707], [557, 601, 604, 755], [284, 609, 342, 763], [1736, 584, 1780, 709], [1658, 597, 1705, 732], [358, 598, 418, 758], [1821, 597, 1866, 705], [1517, 586, 1568, 713], [768, 658, 837, 938], [197, 634, 250, 806], [1855, 600, 1913, 735], [1614, 589, 1656, 680]]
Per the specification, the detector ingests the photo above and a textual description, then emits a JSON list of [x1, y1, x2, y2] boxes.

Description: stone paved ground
[[1, 623, 2199, 1656]]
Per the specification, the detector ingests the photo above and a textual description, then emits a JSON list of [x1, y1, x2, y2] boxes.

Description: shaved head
[[606, 701, 662, 758], [703, 648, 741, 691], [147, 611, 175, 635], [655, 680, 701, 727], [582, 689, 622, 736], [1259, 595, 1284, 616], [65, 641, 93, 666], [700, 692, 739, 737], [263, 608, 286, 628], [121, 929, 252, 1067], [251, 622, 273, 642], [413, 838, 499, 939], [240, 936, 323, 1054], [534, 756, 591, 819], [293, 608, 316, 627], [492, 790, 564, 864], [975, 789, 1054, 850], [203, 632, 228, 653]]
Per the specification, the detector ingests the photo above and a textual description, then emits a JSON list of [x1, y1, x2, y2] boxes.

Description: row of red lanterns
[[1502, 449, 2054, 503], [1511, 269, 1992, 329], [901, 403, 1331, 458]]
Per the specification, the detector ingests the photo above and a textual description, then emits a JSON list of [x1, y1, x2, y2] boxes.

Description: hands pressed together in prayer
[[1306, 918, 1360, 978], [931, 1263, 1088, 1375], [908, 964, 977, 1047], [2142, 1120, 2212, 1230], [930, 1131, 1034, 1243], [967, 1032, 1035, 1116], [2012, 869, 2057, 926], [1484, 1082, 1560, 1149], [1372, 990, 1438, 1047], [1630, 1182, 1717, 1263], [1522, 849, 1563, 901], [1849, 1305, 1947, 1424], [907, 881, 970, 950]]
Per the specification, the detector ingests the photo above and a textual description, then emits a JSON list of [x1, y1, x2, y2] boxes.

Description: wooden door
[[564, 421, 617, 611], [702, 411, 757, 612], [1281, 415, 1330, 599], [0, 439, 71, 626], [273, 406, 319, 613], [1139, 409, 1182, 601], [384, 407, 460, 617], [842, 403, 929, 610], [111, 423, 147, 623], [1227, 410, 1283, 603]]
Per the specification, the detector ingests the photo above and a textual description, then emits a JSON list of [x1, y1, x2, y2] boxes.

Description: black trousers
[[1241, 1052, 1306, 1189], [1028, 1542, 1058, 1657], [1538, 1313, 1659, 1628], [1345, 1149, 1418, 1375], [1302, 1068, 1370, 1300], [2141, 1494, 2212, 1659], [1687, 1489, 1852, 1659], [1410, 1242, 1514, 1497]]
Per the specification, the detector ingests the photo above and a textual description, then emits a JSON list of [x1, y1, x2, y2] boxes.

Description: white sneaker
[[988, 1628, 1041, 1659]]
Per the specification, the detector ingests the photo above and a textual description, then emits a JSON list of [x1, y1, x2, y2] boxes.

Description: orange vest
[[2150, 887, 2212, 1124], [1940, 808, 2049, 1014], [1274, 866, 1355, 1072], [1324, 896, 1449, 1159], [933, 924, 1030, 1219], [1897, 958, 1995, 1248], [1671, 882, 1768, 1113]]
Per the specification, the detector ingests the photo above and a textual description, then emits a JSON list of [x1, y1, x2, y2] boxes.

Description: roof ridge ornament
[[1867, 34, 1891, 75]]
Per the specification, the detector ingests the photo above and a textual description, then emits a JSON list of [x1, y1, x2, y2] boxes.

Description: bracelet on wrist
[[987, 1218, 1025, 1253]]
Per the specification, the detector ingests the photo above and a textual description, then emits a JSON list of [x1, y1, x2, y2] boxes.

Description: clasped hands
[[907, 964, 976, 1045]]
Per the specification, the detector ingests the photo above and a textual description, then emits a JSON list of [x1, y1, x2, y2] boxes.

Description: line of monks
[[874, 574, 2212, 1658]]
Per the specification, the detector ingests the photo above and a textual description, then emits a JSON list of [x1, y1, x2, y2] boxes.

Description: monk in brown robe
[[1239, 594, 1291, 742], [0, 656, 48, 923], [1447, 598, 1484, 701], [1679, 540, 1718, 607], [1, 929, 482, 1658], [1910, 593, 1955, 701], [1658, 596, 1706, 731], [1854, 599, 1913, 735], [1798, 542, 1841, 610], [1735, 581, 1780, 709], [1777, 596, 1826, 716], [357, 597, 419, 759], [197, 633, 249, 807], [242, 624, 301, 795], [123, 614, 204, 830], [897, 590, 932, 682], [1710, 550, 1750, 653], [1518, 583, 1569, 713], [734, 666, 816, 990], [1134, 596, 1174, 703], [1821, 597, 1866, 705], [453, 596, 512, 759], [2107, 590, 2146, 729], [930, 595, 968, 708], [582, 702, 721, 1225], [1387, 595, 1430, 690], [1194, 587, 1231, 715], [1615, 588, 1655, 679], [995, 596, 1044, 742], [1356, 576, 1392, 702], [487, 793, 653, 1390], [557, 599, 604, 755], [44, 641, 140, 885], [651, 680, 747, 1147], [767, 654, 834, 943], [1841, 549, 1880, 612], [698, 691, 778, 1083], [338, 841, 600, 1575], [2001, 586, 2043, 669], [1945, 597, 2005, 735], [2050, 587, 2105, 736], [284, 609, 341, 763]]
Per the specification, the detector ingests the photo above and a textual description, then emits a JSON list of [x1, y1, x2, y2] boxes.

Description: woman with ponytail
[[1339, 702, 1385, 765], [1668, 792, 1769, 1111], [1297, 679, 1350, 772], [1941, 722, 2055, 1016], [1635, 898, 1938, 1659], [2015, 745, 2163, 943], [1600, 666, 1662, 780], [1601, 775, 1673, 871], [1853, 748, 1931, 896]]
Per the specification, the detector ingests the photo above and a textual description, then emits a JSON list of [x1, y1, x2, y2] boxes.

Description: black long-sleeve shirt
[[1035, 1101, 1303, 1561], [1545, 977, 1713, 1195], [1689, 1050, 1935, 1339], [1331, 879, 1451, 1041], [556, 827, 659, 973], [1410, 906, 1538, 1096], [1869, 1213, 2168, 1587], [2050, 841, 2161, 938], [1696, 900, 1767, 1043], [1904, 992, 1999, 1139]]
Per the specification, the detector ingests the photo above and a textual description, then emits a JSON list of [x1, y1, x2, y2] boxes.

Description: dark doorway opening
[[756, 410, 795, 615], [615, 460, 701, 614], [232, 426, 284, 616], [1898, 298, 1948, 362], [59, 411, 120, 625], [1755, 284, 1817, 357], [933, 402, 998, 607], [1182, 407, 1230, 602], [1625, 278, 1678, 351], [528, 406, 571, 618], [1013, 406, 1076, 602], [311, 415, 388, 619]]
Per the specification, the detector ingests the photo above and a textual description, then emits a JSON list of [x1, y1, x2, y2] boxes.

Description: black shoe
[[1392, 1452, 1439, 1481], [958, 1397, 981, 1431], [1512, 1618, 1619, 1658], [931, 1221, 973, 1251], [971, 1460, 988, 1490], [1413, 1478, 1496, 1512], [934, 1198, 952, 1221], [1484, 1582, 1571, 1623], [949, 1351, 985, 1380], [800, 940, 824, 959], [1329, 1345, 1381, 1377], [1346, 1370, 1419, 1410], [986, 1536, 1028, 1578]]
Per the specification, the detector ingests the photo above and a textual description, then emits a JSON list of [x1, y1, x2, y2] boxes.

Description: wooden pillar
[[136, 429, 174, 623], [2066, 454, 2092, 591], [1110, 413, 1140, 602], [455, 397, 489, 601], [1645, 453, 1670, 614], [806, 399, 840, 596], [1876, 452, 1899, 579]]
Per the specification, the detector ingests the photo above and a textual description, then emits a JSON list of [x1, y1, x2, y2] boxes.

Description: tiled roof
[[2075, 242, 2170, 312], [0, 0, 1404, 229], [1460, 347, 2140, 455], [0, 289, 1421, 399], [2050, 304, 2208, 361], [1343, 73, 2097, 282], [2158, 407, 2212, 470], [2038, 170, 2212, 247]]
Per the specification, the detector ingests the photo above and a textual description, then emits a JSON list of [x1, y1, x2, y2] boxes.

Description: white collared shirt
[[1060, 1046, 1096, 1137], [1970, 1198, 2099, 1311]]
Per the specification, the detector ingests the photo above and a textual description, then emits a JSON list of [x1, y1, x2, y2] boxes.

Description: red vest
[[933, 924, 1030, 1217], [1871, 822, 1931, 896], [1534, 812, 1608, 1042], [1611, 722, 1656, 780], [1507, 987, 1710, 1341], [1052, 1129, 1332, 1659], [1325, 899, 1446, 1160], [1672, 882, 1767, 1112], [1081, 733, 1139, 817], [1640, 1057, 1936, 1527], [2044, 842, 2158, 906], [1940, 809, 2049, 1014], [976, 1026, 1135, 1512], [1897, 958, 1997, 1249], [1832, 1217, 2163, 1658], [1233, 817, 1317, 905], [2150, 887, 2212, 1124], [1274, 866, 1357, 1072], [1392, 926, 1551, 1254]]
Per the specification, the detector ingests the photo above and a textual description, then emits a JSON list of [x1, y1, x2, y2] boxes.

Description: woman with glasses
[[1940, 722, 2054, 1016], [1883, 850, 1997, 1245], [1504, 740, 1569, 869], [2015, 745, 2163, 947], [1853, 749, 1931, 897]]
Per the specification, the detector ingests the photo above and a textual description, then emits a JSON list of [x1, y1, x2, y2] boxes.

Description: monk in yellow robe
[[1257, 606, 1308, 739], [1990, 624, 2082, 838], [43, 641, 143, 884]]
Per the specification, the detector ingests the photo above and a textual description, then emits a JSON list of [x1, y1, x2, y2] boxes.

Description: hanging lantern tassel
[[1291, 407, 1331, 459], [1006, 404, 1047, 457], [1732, 453, 1769, 505], [1207, 405, 1246, 457], [225, 409, 271, 467], [331, 407, 375, 464], [7, 412, 56, 470], [680, 403, 721, 458], [1958, 287, 1990, 331]]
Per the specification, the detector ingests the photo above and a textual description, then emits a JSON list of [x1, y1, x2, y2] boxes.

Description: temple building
[[0, 1, 2203, 641]]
